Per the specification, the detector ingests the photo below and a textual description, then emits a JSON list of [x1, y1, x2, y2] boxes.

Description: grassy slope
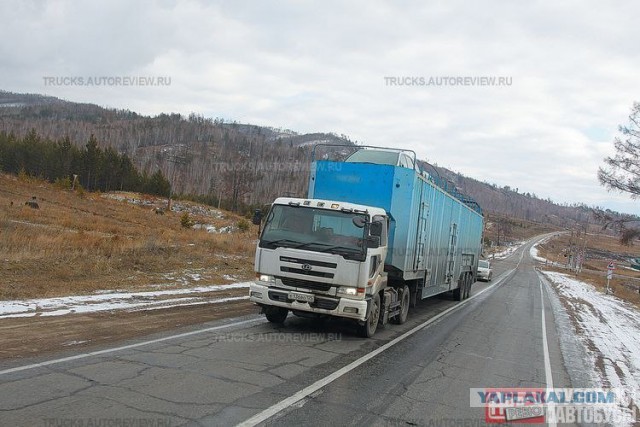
[[537, 232, 640, 307], [0, 173, 256, 300]]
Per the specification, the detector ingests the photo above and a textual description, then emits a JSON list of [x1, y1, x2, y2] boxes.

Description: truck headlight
[[337, 286, 365, 297], [256, 274, 275, 284]]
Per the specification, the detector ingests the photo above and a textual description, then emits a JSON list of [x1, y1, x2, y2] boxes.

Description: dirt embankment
[[0, 300, 258, 360]]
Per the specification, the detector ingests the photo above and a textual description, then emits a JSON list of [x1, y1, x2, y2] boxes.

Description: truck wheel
[[359, 294, 380, 338], [465, 275, 473, 299], [391, 285, 410, 324], [453, 283, 463, 301], [409, 284, 418, 308], [264, 306, 288, 324]]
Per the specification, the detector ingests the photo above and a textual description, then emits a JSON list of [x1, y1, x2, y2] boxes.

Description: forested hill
[[0, 91, 352, 210], [0, 90, 612, 228]]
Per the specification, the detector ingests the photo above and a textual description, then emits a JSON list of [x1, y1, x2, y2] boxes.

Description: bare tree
[[599, 102, 640, 197], [592, 209, 640, 245], [597, 102, 640, 243]]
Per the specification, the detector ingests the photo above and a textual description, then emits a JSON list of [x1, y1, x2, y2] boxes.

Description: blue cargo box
[[309, 160, 483, 295]]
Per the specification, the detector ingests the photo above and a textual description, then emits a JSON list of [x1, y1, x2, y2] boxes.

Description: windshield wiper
[[294, 241, 333, 250], [262, 239, 301, 248], [317, 245, 360, 254], [318, 245, 365, 261]]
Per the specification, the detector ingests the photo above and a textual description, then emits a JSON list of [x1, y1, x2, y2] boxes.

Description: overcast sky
[[1, 0, 639, 215]]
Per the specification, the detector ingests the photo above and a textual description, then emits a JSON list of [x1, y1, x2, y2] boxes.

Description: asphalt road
[[0, 235, 572, 426]]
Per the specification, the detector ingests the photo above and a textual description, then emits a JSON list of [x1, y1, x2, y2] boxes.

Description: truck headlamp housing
[[257, 274, 275, 284], [337, 286, 365, 298]]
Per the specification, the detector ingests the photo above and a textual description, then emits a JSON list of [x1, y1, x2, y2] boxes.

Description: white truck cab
[[250, 197, 392, 336]]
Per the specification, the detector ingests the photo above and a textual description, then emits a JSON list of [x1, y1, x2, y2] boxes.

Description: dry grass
[[537, 232, 640, 307], [0, 173, 257, 299]]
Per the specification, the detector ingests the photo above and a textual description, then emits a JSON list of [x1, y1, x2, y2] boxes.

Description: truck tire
[[359, 294, 380, 338], [409, 284, 418, 308], [264, 306, 288, 324], [453, 287, 462, 301], [391, 285, 410, 324]]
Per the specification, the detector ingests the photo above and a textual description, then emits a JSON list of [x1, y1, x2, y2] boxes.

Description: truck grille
[[280, 266, 334, 278], [310, 297, 339, 310], [278, 277, 332, 292], [279, 256, 337, 268]]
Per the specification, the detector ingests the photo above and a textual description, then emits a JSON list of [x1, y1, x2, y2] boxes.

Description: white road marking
[[538, 276, 557, 427], [0, 317, 262, 376], [236, 267, 516, 427]]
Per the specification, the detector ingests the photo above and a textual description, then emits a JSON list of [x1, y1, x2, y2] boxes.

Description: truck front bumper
[[249, 282, 369, 321]]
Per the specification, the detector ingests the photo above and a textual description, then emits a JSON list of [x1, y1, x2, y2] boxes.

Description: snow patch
[[529, 235, 556, 263], [490, 241, 525, 260], [0, 282, 252, 319], [543, 271, 640, 424], [193, 223, 234, 233]]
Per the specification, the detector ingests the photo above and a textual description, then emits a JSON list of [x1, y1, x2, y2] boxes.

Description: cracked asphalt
[[0, 237, 572, 426]]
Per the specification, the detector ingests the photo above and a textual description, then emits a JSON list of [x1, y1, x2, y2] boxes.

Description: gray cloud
[[1, 0, 639, 214]]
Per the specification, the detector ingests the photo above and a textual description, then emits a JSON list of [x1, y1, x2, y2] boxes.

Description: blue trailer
[[250, 146, 484, 337]]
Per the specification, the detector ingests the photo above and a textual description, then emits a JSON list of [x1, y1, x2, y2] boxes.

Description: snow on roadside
[[530, 243, 546, 262], [543, 271, 640, 422], [490, 241, 525, 260], [0, 282, 251, 319], [529, 235, 566, 267]]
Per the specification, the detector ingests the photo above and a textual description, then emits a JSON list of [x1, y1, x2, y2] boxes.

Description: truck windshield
[[259, 204, 367, 261]]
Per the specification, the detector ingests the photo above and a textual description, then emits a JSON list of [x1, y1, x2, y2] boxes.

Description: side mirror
[[252, 209, 263, 225], [352, 216, 366, 228], [370, 221, 383, 237], [365, 235, 380, 248]]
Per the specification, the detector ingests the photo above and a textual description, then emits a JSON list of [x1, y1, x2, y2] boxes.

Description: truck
[[249, 145, 484, 337]]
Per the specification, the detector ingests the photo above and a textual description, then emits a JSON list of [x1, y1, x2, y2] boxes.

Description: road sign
[[608, 262, 616, 270]]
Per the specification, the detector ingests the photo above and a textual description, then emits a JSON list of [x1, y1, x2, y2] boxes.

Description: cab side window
[[371, 215, 388, 246]]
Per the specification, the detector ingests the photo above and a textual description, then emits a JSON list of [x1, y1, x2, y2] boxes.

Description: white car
[[477, 260, 492, 282]]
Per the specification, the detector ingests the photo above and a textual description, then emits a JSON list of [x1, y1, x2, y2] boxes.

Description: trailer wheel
[[465, 274, 473, 299], [359, 294, 380, 338], [264, 306, 288, 324], [391, 285, 410, 325], [409, 284, 418, 308], [453, 287, 462, 301]]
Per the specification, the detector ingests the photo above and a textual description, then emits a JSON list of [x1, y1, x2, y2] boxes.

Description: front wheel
[[264, 306, 288, 324], [358, 294, 381, 338]]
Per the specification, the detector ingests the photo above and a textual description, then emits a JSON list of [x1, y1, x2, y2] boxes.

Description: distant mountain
[[432, 165, 596, 228], [0, 91, 62, 108], [220, 123, 353, 147], [0, 90, 618, 230]]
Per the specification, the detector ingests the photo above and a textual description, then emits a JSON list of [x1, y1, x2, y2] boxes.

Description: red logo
[[483, 388, 546, 424]]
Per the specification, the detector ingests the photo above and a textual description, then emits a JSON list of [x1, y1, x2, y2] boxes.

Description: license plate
[[289, 292, 314, 303]]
